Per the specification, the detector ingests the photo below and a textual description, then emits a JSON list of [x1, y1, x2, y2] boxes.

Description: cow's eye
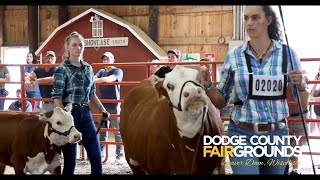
[[56, 121, 62, 125], [167, 83, 174, 91]]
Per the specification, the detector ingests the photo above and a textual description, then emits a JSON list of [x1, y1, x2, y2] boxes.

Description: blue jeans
[[227, 121, 289, 175], [0, 91, 5, 110], [99, 107, 123, 157], [26, 91, 41, 111], [62, 105, 102, 175]]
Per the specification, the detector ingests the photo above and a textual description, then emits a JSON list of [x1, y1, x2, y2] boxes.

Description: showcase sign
[[84, 37, 128, 47]]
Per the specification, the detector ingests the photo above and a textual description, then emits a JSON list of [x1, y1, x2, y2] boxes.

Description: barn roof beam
[[0, 6, 4, 47], [28, 5, 39, 52], [58, 6, 68, 26], [148, 5, 158, 44]]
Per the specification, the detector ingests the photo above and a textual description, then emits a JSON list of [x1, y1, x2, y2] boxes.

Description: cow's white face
[[44, 106, 82, 146], [164, 65, 208, 115], [163, 65, 208, 138]]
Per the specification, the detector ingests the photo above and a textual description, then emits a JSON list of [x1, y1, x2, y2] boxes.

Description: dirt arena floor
[[4, 144, 133, 175], [4, 133, 320, 175]]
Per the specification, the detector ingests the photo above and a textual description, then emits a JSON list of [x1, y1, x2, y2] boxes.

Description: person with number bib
[[198, 6, 309, 174]]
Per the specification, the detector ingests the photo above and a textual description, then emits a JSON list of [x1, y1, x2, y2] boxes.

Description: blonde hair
[[64, 31, 85, 59]]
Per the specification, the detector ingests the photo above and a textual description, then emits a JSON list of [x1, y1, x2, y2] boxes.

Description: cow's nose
[[74, 133, 81, 141], [183, 87, 202, 98]]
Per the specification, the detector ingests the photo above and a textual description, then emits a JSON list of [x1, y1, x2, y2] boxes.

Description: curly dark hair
[[262, 6, 283, 42]]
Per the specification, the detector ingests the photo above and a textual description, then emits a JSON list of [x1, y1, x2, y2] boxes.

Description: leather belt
[[62, 102, 89, 107], [72, 103, 89, 107], [230, 119, 287, 135]]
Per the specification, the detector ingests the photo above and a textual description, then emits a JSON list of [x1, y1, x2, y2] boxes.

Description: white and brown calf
[[0, 104, 81, 175]]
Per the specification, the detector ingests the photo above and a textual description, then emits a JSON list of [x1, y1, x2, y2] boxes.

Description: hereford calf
[[0, 104, 81, 175], [120, 65, 225, 174]]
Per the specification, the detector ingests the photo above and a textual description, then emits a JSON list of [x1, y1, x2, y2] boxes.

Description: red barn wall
[[39, 12, 157, 99]]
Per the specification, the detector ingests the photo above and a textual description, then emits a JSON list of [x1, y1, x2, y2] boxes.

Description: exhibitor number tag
[[252, 75, 284, 96]]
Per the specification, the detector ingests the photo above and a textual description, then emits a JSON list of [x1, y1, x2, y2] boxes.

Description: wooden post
[[0, 6, 4, 47], [58, 6, 68, 26], [0, 6, 4, 64], [148, 5, 158, 43], [28, 5, 39, 52]]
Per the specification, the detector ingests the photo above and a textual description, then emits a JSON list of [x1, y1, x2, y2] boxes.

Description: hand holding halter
[[199, 69, 205, 90], [96, 111, 110, 135], [198, 65, 213, 91]]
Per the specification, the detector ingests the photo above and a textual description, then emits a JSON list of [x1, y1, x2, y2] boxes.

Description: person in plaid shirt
[[198, 6, 309, 174], [52, 31, 110, 175]]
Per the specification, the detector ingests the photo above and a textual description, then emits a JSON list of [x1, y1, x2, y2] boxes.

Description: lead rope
[[190, 106, 208, 173], [278, 5, 316, 175]]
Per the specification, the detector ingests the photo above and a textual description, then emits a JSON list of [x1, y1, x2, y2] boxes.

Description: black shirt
[[34, 67, 56, 98], [154, 66, 172, 78]]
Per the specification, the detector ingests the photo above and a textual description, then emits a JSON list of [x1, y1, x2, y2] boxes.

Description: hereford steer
[[120, 65, 225, 174], [0, 104, 82, 175]]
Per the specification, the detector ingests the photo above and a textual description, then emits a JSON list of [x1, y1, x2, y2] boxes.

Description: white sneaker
[[114, 155, 125, 164]]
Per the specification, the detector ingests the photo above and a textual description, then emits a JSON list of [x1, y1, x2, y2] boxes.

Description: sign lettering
[[84, 37, 128, 47]]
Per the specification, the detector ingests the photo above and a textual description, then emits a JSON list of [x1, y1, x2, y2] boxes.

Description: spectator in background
[[285, 85, 311, 175], [0, 65, 10, 111], [94, 51, 124, 163], [24, 52, 41, 111], [310, 66, 320, 134], [24, 51, 57, 112], [285, 69, 311, 175], [154, 49, 181, 78], [8, 89, 32, 112], [148, 59, 162, 75]]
